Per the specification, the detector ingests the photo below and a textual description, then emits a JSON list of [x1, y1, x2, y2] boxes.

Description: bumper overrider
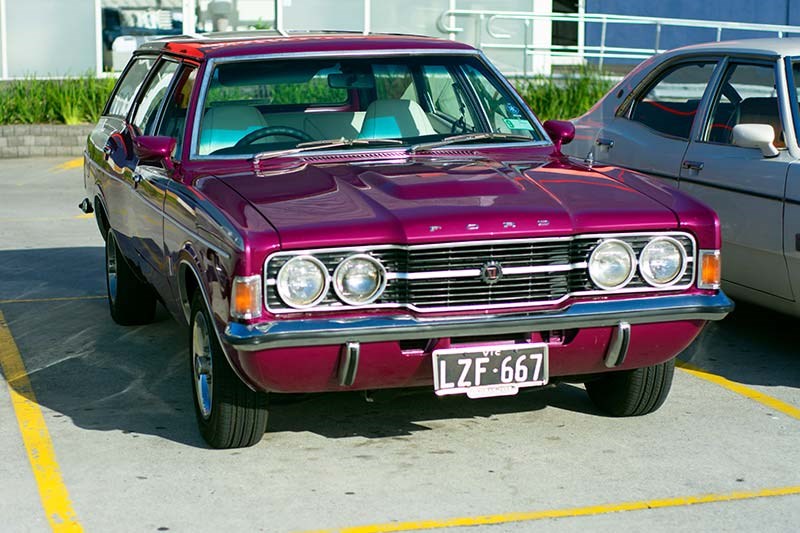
[[224, 292, 733, 351]]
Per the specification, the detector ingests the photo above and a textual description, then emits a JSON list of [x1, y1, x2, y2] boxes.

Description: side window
[[131, 60, 180, 134], [106, 57, 156, 117], [421, 65, 476, 133], [156, 67, 197, 159], [705, 63, 782, 147], [629, 62, 717, 140]]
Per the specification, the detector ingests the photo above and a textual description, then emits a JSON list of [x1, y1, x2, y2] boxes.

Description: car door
[[593, 60, 720, 184], [785, 58, 800, 311], [124, 59, 184, 291], [90, 55, 158, 265], [679, 58, 794, 301]]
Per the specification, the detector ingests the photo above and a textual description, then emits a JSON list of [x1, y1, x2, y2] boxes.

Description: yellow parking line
[[0, 296, 105, 305], [302, 485, 800, 533], [52, 158, 83, 172], [0, 214, 94, 222], [0, 311, 83, 532], [678, 362, 800, 421]]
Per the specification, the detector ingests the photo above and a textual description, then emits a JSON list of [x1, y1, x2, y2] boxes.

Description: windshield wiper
[[254, 137, 403, 161], [409, 132, 533, 153]]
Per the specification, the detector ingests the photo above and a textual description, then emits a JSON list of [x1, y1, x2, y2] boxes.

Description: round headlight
[[639, 237, 686, 286], [588, 239, 636, 290], [333, 254, 386, 306], [276, 256, 329, 308]]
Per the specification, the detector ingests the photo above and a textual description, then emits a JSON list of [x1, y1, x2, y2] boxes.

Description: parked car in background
[[566, 38, 800, 318], [82, 31, 732, 448]]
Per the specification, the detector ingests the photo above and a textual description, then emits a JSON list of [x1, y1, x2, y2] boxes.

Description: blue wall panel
[[585, 0, 800, 64]]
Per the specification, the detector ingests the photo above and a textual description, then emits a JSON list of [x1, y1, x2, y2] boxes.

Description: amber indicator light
[[700, 253, 721, 288]]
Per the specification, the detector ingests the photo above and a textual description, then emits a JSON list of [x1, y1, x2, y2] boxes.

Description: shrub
[[512, 68, 615, 122], [0, 76, 117, 125]]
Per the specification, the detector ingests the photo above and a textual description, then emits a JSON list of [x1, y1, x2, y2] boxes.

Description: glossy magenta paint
[[90, 33, 727, 396]]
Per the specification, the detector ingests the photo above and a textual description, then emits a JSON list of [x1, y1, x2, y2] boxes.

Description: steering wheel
[[235, 126, 314, 146]]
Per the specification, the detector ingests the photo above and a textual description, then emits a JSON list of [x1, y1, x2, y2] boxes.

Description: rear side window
[[131, 60, 180, 134], [106, 57, 156, 117], [628, 62, 717, 140]]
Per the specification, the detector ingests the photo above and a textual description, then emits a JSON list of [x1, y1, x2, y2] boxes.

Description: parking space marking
[[303, 486, 800, 533], [52, 158, 83, 172], [678, 362, 800, 421], [0, 311, 83, 532], [0, 296, 105, 305]]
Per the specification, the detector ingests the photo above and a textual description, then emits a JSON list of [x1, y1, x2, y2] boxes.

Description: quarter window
[[705, 63, 782, 147], [629, 62, 716, 140], [156, 67, 197, 159], [106, 57, 156, 117]]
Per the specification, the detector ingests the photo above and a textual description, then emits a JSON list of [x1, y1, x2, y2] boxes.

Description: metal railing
[[438, 9, 800, 73]]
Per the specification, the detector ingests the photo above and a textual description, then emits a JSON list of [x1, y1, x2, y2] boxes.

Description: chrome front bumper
[[224, 292, 733, 352]]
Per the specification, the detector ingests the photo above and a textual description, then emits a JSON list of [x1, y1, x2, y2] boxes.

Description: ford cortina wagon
[[81, 31, 733, 448]]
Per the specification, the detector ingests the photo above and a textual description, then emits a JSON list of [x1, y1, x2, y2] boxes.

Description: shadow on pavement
[[679, 299, 800, 389]]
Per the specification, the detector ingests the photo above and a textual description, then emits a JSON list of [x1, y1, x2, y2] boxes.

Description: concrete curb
[[0, 124, 93, 159]]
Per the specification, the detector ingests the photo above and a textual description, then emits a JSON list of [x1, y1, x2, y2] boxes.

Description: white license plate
[[432, 343, 549, 399]]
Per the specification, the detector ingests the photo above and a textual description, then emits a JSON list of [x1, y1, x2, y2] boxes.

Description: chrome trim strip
[[224, 292, 734, 351], [385, 262, 588, 280]]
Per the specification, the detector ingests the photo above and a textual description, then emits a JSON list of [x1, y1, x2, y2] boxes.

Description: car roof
[[665, 37, 800, 59], [140, 30, 476, 60]]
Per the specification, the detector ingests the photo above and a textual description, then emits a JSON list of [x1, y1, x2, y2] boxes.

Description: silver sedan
[[565, 38, 800, 317]]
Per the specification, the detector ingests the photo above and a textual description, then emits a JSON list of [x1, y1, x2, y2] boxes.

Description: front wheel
[[585, 359, 675, 417], [190, 292, 269, 448]]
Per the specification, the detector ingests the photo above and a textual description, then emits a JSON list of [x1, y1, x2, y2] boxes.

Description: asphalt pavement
[[0, 157, 799, 532]]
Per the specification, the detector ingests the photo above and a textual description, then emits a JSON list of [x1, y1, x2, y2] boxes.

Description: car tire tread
[[586, 358, 675, 417]]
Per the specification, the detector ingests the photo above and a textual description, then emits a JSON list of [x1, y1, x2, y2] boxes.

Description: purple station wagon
[[81, 31, 733, 448]]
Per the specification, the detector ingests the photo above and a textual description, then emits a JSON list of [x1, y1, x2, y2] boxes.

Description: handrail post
[[523, 18, 530, 77], [599, 16, 607, 71], [716, 26, 722, 41], [655, 22, 661, 53]]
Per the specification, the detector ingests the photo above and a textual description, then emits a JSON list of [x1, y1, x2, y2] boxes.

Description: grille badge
[[480, 261, 504, 285]]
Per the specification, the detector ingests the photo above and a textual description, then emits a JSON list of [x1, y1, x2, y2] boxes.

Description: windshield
[[195, 56, 544, 157]]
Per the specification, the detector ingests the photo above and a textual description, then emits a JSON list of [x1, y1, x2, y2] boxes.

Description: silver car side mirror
[[732, 124, 779, 158]]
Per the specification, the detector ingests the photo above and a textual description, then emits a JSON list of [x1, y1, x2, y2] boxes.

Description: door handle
[[682, 160, 704, 172], [102, 144, 112, 161], [596, 137, 614, 148], [133, 173, 143, 188]]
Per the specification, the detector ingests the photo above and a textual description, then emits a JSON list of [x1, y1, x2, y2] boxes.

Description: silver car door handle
[[596, 137, 614, 148], [682, 160, 704, 172]]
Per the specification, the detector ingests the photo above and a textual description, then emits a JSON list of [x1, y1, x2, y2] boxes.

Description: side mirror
[[542, 120, 575, 152], [732, 124, 779, 157], [133, 135, 177, 168]]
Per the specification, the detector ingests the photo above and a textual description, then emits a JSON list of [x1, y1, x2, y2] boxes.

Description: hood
[[217, 154, 679, 249]]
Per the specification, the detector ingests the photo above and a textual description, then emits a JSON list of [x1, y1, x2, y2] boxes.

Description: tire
[[105, 229, 156, 325], [189, 291, 269, 448], [585, 358, 675, 417]]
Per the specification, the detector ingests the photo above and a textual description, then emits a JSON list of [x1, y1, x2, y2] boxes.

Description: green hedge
[[0, 77, 118, 125], [0, 71, 613, 126]]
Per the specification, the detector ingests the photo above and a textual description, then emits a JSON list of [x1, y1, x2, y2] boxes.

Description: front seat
[[358, 99, 437, 139], [198, 105, 268, 155]]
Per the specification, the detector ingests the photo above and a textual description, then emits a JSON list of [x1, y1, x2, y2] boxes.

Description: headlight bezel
[[588, 238, 637, 291], [332, 253, 387, 306], [639, 236, 688, 288], [275, 255, 330, 309]]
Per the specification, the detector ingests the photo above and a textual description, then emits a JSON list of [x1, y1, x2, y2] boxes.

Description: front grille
[[264, 233, 696, 313]]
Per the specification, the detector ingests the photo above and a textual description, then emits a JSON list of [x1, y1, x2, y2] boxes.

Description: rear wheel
[[585, 359, 675, 417], [190, 291, 269, 448], [105, 229, 156, 325]]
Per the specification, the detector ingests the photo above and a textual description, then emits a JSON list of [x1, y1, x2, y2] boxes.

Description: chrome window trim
[[263, 231, 697, 314]]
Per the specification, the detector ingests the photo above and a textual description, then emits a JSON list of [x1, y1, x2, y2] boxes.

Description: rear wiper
[[254, 137, 403, 161], [409, 132, 533, 153]]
